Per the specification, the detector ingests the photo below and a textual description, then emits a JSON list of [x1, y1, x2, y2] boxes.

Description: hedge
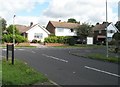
[[44, 36, 76, 45], [2, 34, 27, 43]]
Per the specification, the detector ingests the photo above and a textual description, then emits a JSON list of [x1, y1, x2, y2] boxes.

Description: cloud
[[43, 0, 119, 24], [0, 0, 47, 25], [0, 0, 119, 27]]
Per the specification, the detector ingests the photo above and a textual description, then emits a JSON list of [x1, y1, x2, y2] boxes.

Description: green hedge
[[2, 34, 27, 43], [44, 36, 76, 45]]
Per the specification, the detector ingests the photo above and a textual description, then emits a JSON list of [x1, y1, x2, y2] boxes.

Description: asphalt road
[[2, 48, 120, 85]]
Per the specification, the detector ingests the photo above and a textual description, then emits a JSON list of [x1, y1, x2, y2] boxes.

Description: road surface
[[2, 48, 120, 86]]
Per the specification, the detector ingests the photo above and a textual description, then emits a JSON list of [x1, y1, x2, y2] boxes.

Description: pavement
[[2, 47, 120, 86], [30, 43, 48, 48]]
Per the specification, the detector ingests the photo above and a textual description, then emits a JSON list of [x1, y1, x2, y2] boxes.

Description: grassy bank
[[71, 53, 120, 64], [2, 59, 49, 85]]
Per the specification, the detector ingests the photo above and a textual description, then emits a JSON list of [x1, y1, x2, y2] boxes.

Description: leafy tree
[[113, 21, 120, 41], [0, 17, 7, 32], [77, 23, 93, 39], [67, 18, 78, 23], [115, 21, 120, 30], [6, 25, 20, 35]]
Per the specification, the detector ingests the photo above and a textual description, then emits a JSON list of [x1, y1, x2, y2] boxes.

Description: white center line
[[42, 54, 68, 63], [85, 66, 120, 78]]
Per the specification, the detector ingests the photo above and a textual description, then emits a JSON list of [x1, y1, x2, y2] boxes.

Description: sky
[[0, 0, 119, 27], [118, 1, 120, 21]]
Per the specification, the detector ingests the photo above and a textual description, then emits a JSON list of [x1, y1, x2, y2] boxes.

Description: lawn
[[2, 59, 49, 86]]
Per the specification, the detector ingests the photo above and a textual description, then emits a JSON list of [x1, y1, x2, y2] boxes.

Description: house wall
[[55, 27, 77, 36], [46, 22, 55, 35], [107, 24, 117, 38], [26, 25, 49, 42]]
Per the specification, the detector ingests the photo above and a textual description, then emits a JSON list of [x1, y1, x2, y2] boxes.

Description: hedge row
[[44, 36, 69, 43], [44, 36, 76, 45], [2, 34, 27, 43]]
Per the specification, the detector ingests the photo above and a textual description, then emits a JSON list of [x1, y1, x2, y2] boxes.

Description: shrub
[[68, 37, 76, 46], [15, 35, 27, 43], [44, 36, 71, 44], [31, 39, 37, 43], [2, 34, 27, 43], [37, 40, 41, 43]]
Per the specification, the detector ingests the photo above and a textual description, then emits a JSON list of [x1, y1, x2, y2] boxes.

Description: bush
[[31, 39, 37, 43], [68, 37, 76, 46], [2, 34, 27, 43], [15, 35, 27, 43], [37, 40, 41, 43], [44, 36, 71, 44]]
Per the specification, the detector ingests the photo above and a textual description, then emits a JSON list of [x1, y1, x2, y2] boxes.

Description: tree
[[77, 23, 93, 39], [0, 17, 7, 32], [6, 25, 20, 35], [67, 18, 78, 23], [113, 21, 120, 40]]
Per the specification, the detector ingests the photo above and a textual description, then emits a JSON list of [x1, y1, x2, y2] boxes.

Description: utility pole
[[13, 15, 16, 45], [106, 0, 109, 57]]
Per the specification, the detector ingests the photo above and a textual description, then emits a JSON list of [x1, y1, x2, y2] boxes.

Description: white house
[[107, 23, 120, 41], [16, 23, 50, 42], [46, 21, 80, 36]]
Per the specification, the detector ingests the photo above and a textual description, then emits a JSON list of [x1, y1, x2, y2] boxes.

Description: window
[[57, 28, 64, 32], [99, 30, 101, 34], [109, 30, 115, 33], [34, 33, 43, 39]]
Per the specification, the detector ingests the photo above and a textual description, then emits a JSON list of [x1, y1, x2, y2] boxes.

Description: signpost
[[6, 44, 14, 65]]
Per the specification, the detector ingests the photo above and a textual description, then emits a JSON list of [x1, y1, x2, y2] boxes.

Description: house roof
[[34, 23, 50, 34], [50, 21, 80, 29], [93, 22, 110, 31], [15, 25, 30, 33], [15, 24, 50, 34]]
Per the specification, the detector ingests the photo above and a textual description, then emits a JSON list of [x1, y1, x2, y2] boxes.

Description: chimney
[[30, 22, 33, 27], [59, 20, 61, 22]]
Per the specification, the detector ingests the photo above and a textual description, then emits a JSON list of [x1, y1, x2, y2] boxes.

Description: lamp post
[[13, 15, 16, 45]]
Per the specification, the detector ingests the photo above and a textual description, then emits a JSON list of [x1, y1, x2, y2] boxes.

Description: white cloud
[[0, 0, 47, 25], [0, 0, 119, 27], [43, 0, 119, 24]]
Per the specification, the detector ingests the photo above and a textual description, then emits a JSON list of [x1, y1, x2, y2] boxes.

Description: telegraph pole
[[106, 0, 109, 57]]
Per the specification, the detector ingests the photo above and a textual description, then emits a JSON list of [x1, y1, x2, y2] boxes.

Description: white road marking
[[31, 51, 36, 53], [85, 66, 120, 78], [18, 49, 25, 51], [42, 54, 68, 63], [2, 49, 16, 51], [2, 49, 6, 51]]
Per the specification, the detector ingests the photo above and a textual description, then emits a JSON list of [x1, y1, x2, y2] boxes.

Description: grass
[[87, 54, 120, 63], [2, 59, 49, 85], [53, 44, 104, 48], [72, 53, 120, 63], [0, 61, 2, 86]]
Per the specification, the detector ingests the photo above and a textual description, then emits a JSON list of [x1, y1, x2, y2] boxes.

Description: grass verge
[[53, 44, 104, 48], [71, 53, 120, 64], [2, 59, 49, 85]]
